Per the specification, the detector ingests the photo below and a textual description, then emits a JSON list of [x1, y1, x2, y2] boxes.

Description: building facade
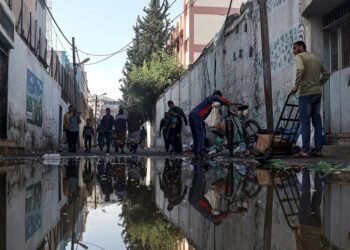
[[0, 0, 89, 151], [170, 0, 246, 67]]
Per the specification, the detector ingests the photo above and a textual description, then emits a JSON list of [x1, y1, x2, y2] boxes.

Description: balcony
[[302, 0, 349, 18]]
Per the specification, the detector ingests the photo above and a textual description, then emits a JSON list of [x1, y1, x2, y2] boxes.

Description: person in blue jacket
[[189, 90, 230, 159]]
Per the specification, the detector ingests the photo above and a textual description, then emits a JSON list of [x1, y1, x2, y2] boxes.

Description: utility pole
[[258, 1, 274, 250], [94, 95, 98, 146], [259, 0, 274, 133], [72, 37, 77, 108]]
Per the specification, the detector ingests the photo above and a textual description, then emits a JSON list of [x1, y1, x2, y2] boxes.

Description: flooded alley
[[0, 156, 349, 250]]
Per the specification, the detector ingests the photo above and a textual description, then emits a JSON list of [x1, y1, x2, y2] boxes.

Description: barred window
[[341, 22, 350, 68], [5, 0, 11, 8], [330, 30, 338, 72]]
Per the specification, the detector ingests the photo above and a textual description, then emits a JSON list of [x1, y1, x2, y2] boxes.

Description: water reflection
[[0, 157, 349, 250]]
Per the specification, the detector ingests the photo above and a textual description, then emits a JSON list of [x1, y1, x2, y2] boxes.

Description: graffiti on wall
[[26, 69, 43, 127], [255, 26, 300, 76], [25, 182, 42, 240], [267, 0, 288, 14]]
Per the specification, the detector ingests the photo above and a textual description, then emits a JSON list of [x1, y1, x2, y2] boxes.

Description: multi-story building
[[170, 0, 246, 67], [89, 95, 119, 123]]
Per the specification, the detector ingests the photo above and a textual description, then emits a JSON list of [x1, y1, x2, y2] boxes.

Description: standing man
[[101, 108, 114, 154], [159, 112, 170, 153], [140, 126, 147, 150], [114, 108, 128, 154], [63, 105, 73, 152], [189, 90, 230, 159], [127, 106, 145, 154], [291, 41, 330, 157], [167, 101, 188, 153]]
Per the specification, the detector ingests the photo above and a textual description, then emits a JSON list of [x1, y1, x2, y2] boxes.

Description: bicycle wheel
[[244, 119, 262, 149], [225, 119, 234, 156]]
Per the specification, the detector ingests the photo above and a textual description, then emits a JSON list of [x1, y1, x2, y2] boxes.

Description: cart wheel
[[264, 147, 273, 160]]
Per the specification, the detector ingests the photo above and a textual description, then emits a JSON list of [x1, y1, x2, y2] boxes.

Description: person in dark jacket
[[168, 101, 188, 153], [114, 108, 127, 154], [167, 109, 183, 153], [101, 108, 114, 153], [83, 118, 94, 153], [159, 112, 171, 152], [189, 90, 230, 158], [159, 159, 188, 211], [140, 126, 147, 150], [189, 161, 230, 225]]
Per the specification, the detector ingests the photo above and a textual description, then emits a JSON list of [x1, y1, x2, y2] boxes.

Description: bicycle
[[224, 163, 262, 212], [225, 103, 262, 156]]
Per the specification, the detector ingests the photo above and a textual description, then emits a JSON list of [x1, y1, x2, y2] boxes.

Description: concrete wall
[[7, 33, 67, 150], [153, 0, 305, 147], [6, 161, 63, 250]]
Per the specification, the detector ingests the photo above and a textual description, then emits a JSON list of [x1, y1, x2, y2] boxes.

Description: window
[[341, 22, 350, 68], [330, 30, 338, 71], [239, 49, 243, 58], [244, 23, 248, 33], [249, 47, 253, 57], [330, 21, 350, 71]]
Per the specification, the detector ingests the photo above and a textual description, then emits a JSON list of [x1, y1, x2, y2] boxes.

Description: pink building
[[171, 0, 245, 67]]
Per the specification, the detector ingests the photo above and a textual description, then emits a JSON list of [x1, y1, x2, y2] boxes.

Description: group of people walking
[[63, 105, 147, 154], [97, 106, 146, 154]]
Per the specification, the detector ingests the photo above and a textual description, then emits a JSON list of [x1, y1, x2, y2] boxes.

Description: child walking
[[83, 118, 94, 153]]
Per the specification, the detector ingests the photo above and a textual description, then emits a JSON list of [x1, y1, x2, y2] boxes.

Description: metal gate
[[325, 21, 350, 134], [0, 51, 9, 139]]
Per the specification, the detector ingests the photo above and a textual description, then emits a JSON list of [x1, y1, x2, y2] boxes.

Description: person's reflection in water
[[97, 160, 113, 202], [159, 159, 188, 211], [83, 159, 94, 197], [113, 160, 127, 201], [189, 161, 230, 225], [65, 159, 80, 201], [295, 169, 333, 250]]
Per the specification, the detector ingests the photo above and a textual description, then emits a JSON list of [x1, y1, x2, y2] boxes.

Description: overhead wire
[[44, 0, 196, 66]]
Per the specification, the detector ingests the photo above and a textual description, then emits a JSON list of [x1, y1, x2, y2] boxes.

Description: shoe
[[311, 152, 323, 157], [85, 149, 88, 153], [121, 150, 125, 154], [106, 149, 110, 154], [293, 151, 309, 158]]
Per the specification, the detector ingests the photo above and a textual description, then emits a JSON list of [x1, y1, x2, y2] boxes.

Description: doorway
[[0, 50, 9, 139]]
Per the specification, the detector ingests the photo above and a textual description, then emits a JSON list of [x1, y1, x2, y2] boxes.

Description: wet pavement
[[0, 156, 349, 250]]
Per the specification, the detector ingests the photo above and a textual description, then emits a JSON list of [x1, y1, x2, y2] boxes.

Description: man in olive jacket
[[291, 41, 330, 157]]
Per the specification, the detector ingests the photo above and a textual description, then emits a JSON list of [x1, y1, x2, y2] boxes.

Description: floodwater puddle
[[0, 157, 349, 250]]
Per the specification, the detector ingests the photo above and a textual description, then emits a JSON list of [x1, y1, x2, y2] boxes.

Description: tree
[[120, 0, 174, 115], [127, 52, 184, 120]]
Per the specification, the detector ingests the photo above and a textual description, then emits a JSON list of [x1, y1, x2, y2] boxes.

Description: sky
[[53, 0, 182, 101]]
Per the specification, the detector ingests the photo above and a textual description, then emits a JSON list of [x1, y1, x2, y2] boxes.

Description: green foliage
[[127, 52, 184, 119], [120, 185, 183, 250]]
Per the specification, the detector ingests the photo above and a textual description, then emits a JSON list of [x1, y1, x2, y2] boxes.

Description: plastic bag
[[296, 124, 315, 149], [205, 102, 221, 128]]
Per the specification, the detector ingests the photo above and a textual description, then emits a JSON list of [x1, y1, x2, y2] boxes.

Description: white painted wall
[[7, 33, 67, 151], [6, 162, 62, 250]]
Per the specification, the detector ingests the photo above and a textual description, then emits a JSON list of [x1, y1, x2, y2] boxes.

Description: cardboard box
[[256, 134, 273, 153]]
